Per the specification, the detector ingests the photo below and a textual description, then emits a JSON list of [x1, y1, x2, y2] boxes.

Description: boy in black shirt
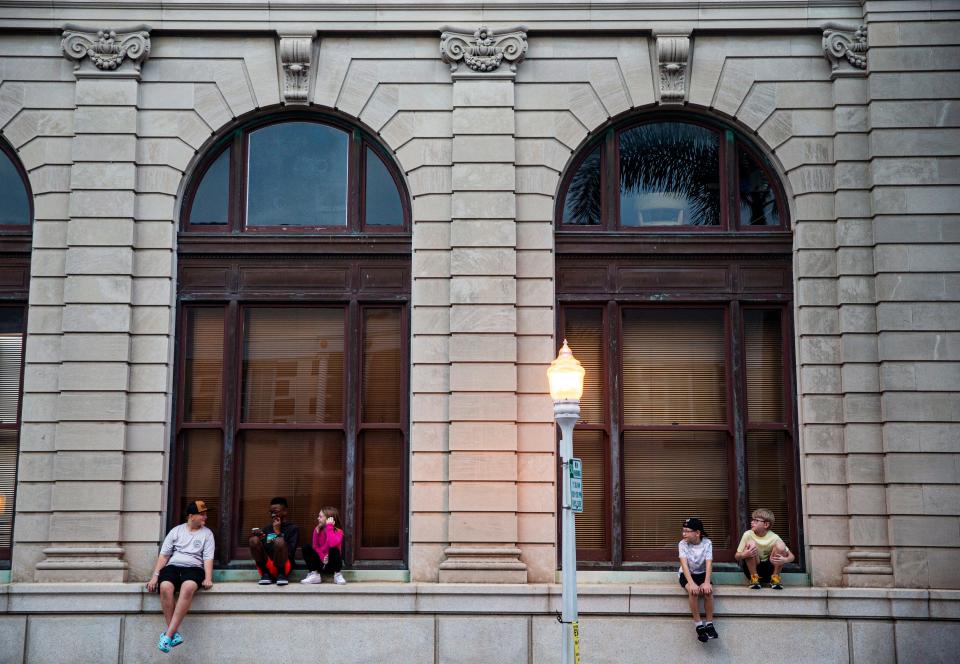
[[249, 497, 300, 586]]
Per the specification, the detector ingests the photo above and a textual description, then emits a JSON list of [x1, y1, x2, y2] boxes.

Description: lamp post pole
[[547, 340, 584, 664], [555, 398, 580, 664]]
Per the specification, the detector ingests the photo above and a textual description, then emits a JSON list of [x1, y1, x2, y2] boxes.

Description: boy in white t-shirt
[[678, 517, 717, 643]]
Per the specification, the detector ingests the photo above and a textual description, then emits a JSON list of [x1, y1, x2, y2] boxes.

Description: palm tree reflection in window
[[619, 123, 720, 227], [562, 145, 601, 225], [738, 148, 780, 226]]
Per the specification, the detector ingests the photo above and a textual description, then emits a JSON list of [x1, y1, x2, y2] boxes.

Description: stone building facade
[[0, 1, 957, 662]]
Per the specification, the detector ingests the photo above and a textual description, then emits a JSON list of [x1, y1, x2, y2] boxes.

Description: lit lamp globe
[[547, 340, 585, 403]]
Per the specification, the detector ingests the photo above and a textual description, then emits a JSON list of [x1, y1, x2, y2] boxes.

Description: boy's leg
[[270, 537, 289, 574], [703, 593, 714, 623], [744, 555, 758, 576], [159, 581, 176, 628], [250, 535, 269, 573], [687, 591, 701, 623], [165, 581, 199, 638], [771, 541, 788, 576]]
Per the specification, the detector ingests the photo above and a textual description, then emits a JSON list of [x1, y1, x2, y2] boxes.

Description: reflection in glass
[[738, 148, 780, 226], [0, 150, 29, 225], [240, 430, 344, 547], [364, 148, 404, 226], [562, 145, 601, 225], [242, 308, 345, 423], [619, 123, 721, 226], [189, 149, 230, 225], [247, 122, 348, 227]]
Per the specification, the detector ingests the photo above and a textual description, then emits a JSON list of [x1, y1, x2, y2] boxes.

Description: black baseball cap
[[683, 517, 705, 534], [186, 500, 208, 515]]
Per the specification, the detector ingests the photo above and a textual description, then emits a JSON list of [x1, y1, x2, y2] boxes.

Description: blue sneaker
[[158, 633, 172, 653], [170, 632, 184, 647]]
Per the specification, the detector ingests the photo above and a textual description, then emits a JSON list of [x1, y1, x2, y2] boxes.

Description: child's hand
[[688, 583, 699, 596], [326, 517, 335, 526], [700, 581, 712, 595], [743, 541, 758, 557]]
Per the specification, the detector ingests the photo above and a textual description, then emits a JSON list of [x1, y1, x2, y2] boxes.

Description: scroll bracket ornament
[[821, 22, 868, 78], [278, 33, 315, 104], [61, 25, 151, 76], [655, 32, 691, 105], [440, 25, 528, 74]]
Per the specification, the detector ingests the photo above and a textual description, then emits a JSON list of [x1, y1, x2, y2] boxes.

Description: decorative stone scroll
[[440, 25, 527, 73], [61, 25, 151, 73], [821, 22, 868, 78], [655, 33, 691, 104], [278, 34, 314, 104]]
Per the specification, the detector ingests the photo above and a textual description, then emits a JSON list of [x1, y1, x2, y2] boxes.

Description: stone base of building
[[437, 546, 528, 583], [0, 583, 956, 663]]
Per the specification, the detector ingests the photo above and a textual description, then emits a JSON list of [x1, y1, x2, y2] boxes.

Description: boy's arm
[[734, 531, 753, 560], [701, 559, 713, 595], [679, 557, 697, 589], [202, 559, 214, 589]]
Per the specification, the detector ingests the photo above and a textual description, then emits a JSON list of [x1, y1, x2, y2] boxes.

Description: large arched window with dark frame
[[554, 113, 800, 569], [175, 112, 410, 568], [0, 137, 32, 566]]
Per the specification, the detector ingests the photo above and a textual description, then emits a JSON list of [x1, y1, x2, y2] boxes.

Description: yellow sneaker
[[771, 574, 783, 590], [749, 574, 762, 590]]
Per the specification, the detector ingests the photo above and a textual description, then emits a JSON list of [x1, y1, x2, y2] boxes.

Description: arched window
[[559, 119, 784, 230], [0, 139, 31, 562], [175, 113, 410, 567], [554, 114, 799, 569]]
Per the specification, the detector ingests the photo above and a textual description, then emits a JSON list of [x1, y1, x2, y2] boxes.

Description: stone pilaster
[[438, 26, 527, 582], [34, 26, 151, 581]]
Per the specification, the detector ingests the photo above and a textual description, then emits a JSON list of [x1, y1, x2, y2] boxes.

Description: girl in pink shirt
[[300, 506, 346, 585]]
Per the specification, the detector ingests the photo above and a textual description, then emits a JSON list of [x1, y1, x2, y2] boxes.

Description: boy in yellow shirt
[[735, 508, 795, 590]]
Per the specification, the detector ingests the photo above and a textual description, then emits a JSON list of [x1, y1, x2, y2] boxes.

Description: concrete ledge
[[1, 582, 957, 619]]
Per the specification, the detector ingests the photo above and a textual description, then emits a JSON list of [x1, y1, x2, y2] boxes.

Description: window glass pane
[[619, 123, 721, 227], [364, 148, 404, 226], [189, 149, 230, 225], [623, 431, 729, 550], [181, 430, 222, 538], [622, 309, 726, 425], [362, 308, 402, 424], [184, 308, 224, 422], [0, 429, 17, 549], [240, 430, 344, 548], [574, 429, 606, 552], [242, 308, 345, 423], [246, 122, 348, 227], [562, 145, 601, 225], [747, 431, 792, 547], [744, 309, 785, 423], [0, 149, 29, 226], [360, 430, 403, 549], [738, 148, 780, 226], [0, 309, 24, 425], [563, 308, 605, 425]]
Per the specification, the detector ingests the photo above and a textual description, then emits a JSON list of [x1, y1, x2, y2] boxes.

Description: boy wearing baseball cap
[[678, 517, 718, 643], [146, 500, 215, 653]]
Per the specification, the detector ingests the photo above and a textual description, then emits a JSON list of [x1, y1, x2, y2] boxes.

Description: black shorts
[[158, 565, 205, 592], [740, 559, 775, 582], [679, 571, 707, 589]]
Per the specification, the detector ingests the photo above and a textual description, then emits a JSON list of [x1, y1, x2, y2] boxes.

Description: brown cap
[[186, 500, 208, 515]]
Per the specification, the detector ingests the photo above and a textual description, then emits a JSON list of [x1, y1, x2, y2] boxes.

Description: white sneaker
[[333, 572, 346, 585], [300, 571, 322, 584]]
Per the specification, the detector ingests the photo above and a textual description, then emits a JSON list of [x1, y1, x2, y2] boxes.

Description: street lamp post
[[547, 340, 585, 664]]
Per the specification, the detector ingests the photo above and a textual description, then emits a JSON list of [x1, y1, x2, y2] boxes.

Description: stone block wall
[[0, 0, 957, 590]]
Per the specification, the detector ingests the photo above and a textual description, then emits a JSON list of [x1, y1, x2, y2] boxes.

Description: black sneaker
[[276, 575, 289, 586], [704, 623, 718, 640], [696, 625, 708, 643], [258, 574, 273, 585]]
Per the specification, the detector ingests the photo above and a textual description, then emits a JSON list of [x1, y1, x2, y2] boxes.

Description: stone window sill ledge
[[1, 583, 957, 620]]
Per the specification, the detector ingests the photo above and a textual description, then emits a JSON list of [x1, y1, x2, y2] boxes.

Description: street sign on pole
[[570, 457, 583, 513]]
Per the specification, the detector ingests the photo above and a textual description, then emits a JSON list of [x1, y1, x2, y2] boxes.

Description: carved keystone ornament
[[61, 25, 151, 73], [278, 34, 314, 104], [440, 25, 527, 73], [655, 33, 691, 104], [821, 22, 868, 77]]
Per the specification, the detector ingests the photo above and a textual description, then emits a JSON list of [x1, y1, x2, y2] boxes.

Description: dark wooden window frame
[[180, 111, 411, 235], [0, 139, 33, 234], [174, 109, 412, 569], [173, 262, 411, 569], [555, 111, 800, 571], [555, 111, 788, 233]]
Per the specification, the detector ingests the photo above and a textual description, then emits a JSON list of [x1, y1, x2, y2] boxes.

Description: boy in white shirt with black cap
[[678, 517, 718, 643]]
